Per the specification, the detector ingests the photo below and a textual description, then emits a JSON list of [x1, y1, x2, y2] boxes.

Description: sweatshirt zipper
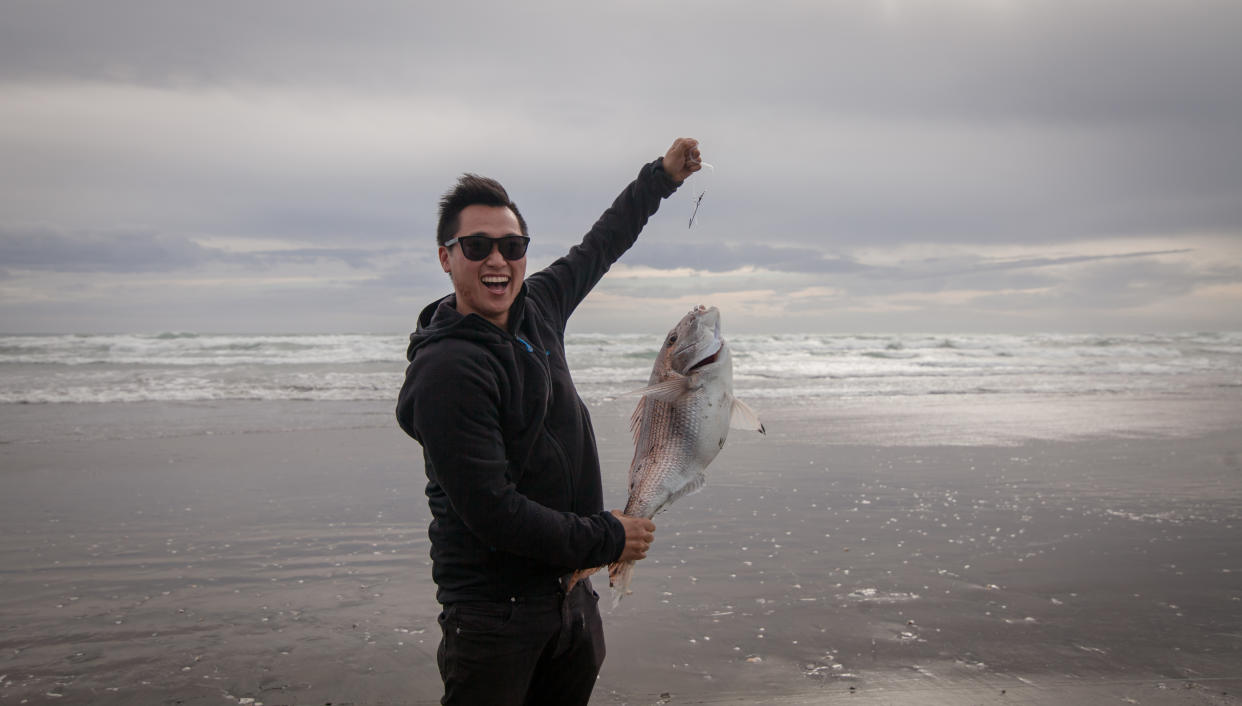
[[516, 333, 578, 512], [545, 427, 576, 512]]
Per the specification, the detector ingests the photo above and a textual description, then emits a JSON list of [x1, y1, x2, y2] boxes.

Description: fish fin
[[729, 397, 766, 434], [629, 396, 646, 447], [626, 373, 690, 402], [662, 472, 707, 509], [566, 566, 601, 593], [609, 560, 636, 608]]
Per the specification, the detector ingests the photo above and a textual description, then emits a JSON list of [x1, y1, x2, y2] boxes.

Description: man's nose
[[484, 242, 507, 264]]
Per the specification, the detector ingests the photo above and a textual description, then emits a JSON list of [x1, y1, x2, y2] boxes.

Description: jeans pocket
[[450, 601, 515, 635]]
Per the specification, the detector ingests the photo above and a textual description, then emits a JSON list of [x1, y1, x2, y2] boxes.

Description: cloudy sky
[[2, 0, 1240, 334]]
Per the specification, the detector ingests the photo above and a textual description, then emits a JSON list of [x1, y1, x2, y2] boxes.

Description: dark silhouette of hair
[[436, 173, 529, 245]]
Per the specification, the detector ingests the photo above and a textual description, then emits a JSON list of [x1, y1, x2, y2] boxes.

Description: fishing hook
[[688, 191, 705, 229]]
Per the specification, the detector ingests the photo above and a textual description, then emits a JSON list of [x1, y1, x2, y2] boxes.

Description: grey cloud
[[0, 226, 396, 273], [5, 1, 1241, 252], [611, 246, 1226, 307], [0, 272, 422, 335], [841, 249, 1216, 300], [244, 247, 399, 269], [618, 241, 871, 275], [1051, 259, 1241, 308], [0, 1, 437, 87], [919, 258, 1240, 314], [2, 0, 1240, 332], [599, 276, 780, 301], [892, 249, 1195, 281], [0, 226, 212, 272], [7, 2, 1239, 127]]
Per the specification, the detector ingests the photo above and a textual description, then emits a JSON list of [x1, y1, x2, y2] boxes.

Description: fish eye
[[667, 334, 678, 346]]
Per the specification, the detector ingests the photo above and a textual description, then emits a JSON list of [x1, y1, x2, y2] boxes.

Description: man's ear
[[438, 246, 451, 273]]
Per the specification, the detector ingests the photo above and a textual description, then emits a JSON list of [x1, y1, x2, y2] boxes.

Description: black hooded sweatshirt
[[397, 158, 680, 603]]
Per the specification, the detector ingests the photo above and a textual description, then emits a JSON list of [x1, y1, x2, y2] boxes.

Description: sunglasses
[[444, 234, 530, 261]]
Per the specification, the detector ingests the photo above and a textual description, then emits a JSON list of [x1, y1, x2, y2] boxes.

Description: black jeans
[[436, 578, 605, 705]]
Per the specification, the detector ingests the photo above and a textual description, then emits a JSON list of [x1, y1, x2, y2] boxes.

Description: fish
[[605, 305, 764, 605]]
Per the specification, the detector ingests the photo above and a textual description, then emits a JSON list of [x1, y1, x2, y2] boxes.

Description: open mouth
[[687, 336, 723, 371], [688, 350, 719, 371], [481, 275, 509, 294]]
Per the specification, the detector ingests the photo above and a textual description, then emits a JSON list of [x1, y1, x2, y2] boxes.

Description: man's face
[[439, 204, 527, 330]]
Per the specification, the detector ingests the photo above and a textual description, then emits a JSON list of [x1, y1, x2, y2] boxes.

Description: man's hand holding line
[[663, 137, 702, 184]]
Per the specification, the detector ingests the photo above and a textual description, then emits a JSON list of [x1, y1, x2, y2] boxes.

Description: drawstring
[[514, 335, 550, 356]]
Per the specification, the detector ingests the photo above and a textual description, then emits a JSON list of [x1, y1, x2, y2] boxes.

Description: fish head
[[655, 305, 728, 378]]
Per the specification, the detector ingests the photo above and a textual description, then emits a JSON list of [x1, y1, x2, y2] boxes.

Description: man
[[396, 138, 702, 704]]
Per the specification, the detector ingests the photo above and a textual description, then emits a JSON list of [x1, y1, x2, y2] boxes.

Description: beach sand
[[1, 400, 1240, 704]]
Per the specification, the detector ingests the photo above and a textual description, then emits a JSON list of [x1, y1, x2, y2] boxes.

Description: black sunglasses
[[444, 234, 530, 261]]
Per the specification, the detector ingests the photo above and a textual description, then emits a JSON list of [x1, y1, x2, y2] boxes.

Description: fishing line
[[688, 161, 714, 229]]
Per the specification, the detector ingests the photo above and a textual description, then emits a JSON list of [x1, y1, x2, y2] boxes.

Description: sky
[[2, 0, 1240, 334]]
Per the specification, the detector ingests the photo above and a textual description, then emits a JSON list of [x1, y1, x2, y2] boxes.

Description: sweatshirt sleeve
[[407, 344, 626, 568], [527, 157, 680, 329]]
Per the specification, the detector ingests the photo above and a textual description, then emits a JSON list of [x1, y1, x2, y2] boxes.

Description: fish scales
[[626, 379, 718, 517], [605, 305, 764, 605]]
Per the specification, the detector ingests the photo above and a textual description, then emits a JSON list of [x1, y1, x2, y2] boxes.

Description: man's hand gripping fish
[[572, 305, 765, 606]]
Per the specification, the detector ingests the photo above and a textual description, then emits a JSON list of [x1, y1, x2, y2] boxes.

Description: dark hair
[[436, 173, 528, 245]]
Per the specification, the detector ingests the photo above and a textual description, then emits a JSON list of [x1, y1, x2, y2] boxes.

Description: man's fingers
[[613, 511, 657, 561], [664, 138, 701, 178]]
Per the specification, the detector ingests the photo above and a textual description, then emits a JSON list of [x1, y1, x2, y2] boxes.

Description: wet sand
[[1, 401, 1240, 704]]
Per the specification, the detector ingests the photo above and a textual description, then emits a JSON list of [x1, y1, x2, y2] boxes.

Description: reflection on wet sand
[[1, 401, 1240, 704]]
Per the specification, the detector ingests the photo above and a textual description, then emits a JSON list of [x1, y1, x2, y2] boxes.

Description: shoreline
[[5, 381, 1242, 447]]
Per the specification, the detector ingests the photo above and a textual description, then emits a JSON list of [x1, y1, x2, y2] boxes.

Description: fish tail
[[608, 560, 636, 608]]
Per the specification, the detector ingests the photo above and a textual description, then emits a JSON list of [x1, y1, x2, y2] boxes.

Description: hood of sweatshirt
[[405, 284, 529, 362]]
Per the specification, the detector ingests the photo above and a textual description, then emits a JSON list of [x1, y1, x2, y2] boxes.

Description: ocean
[[3, 333, 1241, 702], [2, 331, 1241, 445]]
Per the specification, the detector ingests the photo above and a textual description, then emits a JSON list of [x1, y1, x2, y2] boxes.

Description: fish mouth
[[685, 316, 723, 371], [688, 345, 721, 371], [670, 305, 723, 374]]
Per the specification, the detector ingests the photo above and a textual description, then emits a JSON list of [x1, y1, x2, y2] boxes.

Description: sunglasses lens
[[498, 237, 529, 260], [454, 235, 529, 261], [458, 237, 492, 260]]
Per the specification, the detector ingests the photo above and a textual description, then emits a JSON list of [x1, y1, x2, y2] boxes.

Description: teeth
[[482, 276, 509, 284]]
